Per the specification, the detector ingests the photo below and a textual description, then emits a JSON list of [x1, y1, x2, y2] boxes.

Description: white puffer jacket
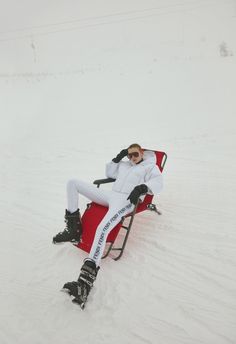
[[105, 150, 163, 195]]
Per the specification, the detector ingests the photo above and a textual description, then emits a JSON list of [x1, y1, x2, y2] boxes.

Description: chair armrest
[[93, 178, 116, 187]]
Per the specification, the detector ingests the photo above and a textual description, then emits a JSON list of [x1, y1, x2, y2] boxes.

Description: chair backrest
[[134, 149, 167, 213], [143, 149, 167, 172]]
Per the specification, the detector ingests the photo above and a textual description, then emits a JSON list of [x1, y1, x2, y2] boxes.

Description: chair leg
[[102, 242, 114, 259], [103, 204, 138, 261]]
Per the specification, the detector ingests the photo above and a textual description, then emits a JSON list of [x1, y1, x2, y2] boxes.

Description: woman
[[53, 143, 163, 307]]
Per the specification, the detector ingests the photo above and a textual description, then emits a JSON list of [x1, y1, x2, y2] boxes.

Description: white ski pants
[[67, 179, 134, 266]]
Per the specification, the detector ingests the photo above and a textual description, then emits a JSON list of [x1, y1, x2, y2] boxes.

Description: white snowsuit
[[67, 151, 163, 266]]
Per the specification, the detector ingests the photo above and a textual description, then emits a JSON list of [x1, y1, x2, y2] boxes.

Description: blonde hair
[[128, 143, 142, 150]]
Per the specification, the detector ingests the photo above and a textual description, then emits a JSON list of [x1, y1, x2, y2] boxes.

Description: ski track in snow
[[0, 1, 236, 343]]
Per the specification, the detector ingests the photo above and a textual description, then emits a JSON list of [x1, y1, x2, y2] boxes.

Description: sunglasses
[[128, 152, 140, 159]]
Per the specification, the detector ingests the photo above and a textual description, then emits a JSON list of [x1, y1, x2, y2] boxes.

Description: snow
[[0, 0, 236, 343]]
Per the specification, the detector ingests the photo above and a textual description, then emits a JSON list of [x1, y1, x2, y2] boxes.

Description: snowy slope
[[0, 1, 236, 343]]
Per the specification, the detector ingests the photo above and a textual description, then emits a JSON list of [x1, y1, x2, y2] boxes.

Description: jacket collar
[[130, 158, 144, 166]]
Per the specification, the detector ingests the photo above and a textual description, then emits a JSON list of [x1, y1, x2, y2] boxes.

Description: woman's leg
[[53, 179, 111, 244], [67, 179, 110, 213], [88, 196, 134, 266]]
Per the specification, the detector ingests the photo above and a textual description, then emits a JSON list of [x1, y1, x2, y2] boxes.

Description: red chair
[[76, 150, 167, 260]]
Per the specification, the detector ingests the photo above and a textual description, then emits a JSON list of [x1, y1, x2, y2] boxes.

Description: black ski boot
[[62, 259, 99, 309], [53, 209, 82, 244]]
